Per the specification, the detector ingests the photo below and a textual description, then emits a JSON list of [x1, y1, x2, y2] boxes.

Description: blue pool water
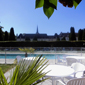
[[0, 54, 67, 59]]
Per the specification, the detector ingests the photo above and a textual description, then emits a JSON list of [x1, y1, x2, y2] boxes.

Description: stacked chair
[[57, 62, 85, 85], [57, 77, 85, 85]]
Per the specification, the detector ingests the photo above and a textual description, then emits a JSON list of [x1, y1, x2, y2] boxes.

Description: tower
[[36, 26, 39, 34]]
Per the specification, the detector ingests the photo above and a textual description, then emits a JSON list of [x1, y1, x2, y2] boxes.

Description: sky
[[0, 0, 85, 36]]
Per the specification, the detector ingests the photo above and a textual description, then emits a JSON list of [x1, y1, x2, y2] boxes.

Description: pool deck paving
[[0, 59, 15, 64]]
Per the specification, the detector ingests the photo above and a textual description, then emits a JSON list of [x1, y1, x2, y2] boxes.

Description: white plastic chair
[[67, 77, 85, 85], [66, 58, 77, 66], [16, 56, 22, 63], [81, 59, 85, 65], [66, 63, 85, 79], [57, 77, 85, 85], [56, 56, 66, 65], [71, 63, 85, 78]]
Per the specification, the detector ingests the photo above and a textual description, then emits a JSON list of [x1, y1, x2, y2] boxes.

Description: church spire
[[36, 26, 39, 34]]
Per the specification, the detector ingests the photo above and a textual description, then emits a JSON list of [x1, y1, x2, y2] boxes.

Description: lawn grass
[[0, 64, 16, 73]]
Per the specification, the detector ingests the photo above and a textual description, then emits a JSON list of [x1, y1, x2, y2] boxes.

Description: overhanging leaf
[[49, 0, 57, 9], [43, 0, 54, 18], [35, 0, 44, 8], [73, 0, 82, 9], [73, 1, 78, 9], [43, 6, 54, 19], [44, 0, 57, 9], [74, 0, 82, 4]]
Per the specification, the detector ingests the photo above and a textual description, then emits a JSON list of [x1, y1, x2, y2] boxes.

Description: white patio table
[[66, 56, 85, 63], [43, 65, 74, 85], [23, 57, 34, 60], [23, 57, 44, 60]]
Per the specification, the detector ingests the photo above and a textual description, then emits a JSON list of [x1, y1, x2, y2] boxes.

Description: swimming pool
[[0, 54, 67, 59]]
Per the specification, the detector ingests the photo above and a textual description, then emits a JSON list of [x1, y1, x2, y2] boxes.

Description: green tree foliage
[[19, 47, 35, 57], [82, 29, 85, 40], [62, 37, 66, 41], [78, 29, 83, 40], [57, 36, 60, 41], [4, 31, 9, 41], [0, 55, 49, 85], [69, 27, 76, 41], [35, 0, 82, 18], [9, 27, 15, 41], [25, 37, 30, 41], [33, 36, 37, 41], [0, 28, 4, 41]]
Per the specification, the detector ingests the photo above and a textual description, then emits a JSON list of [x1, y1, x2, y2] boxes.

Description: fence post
[[5, 49, 6, 64]]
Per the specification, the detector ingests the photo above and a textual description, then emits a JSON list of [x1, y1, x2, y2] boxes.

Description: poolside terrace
[[1, 47, 85, 85]]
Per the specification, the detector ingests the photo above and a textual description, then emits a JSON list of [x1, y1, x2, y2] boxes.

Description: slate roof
[[17, 33, 59, 39], [59, 32, 70, 37], [18, 32, 78, 40], [17, 33, 48, 39], [25, 34, 48, 38], [59, 32, 78, 37], [17, 34, 25, 38]]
